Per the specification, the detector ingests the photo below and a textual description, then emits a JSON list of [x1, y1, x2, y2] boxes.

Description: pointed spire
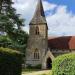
[[29, 0, 47, 25]]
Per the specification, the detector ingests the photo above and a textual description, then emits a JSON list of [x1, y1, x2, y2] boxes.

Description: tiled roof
[[48, 36, 75, 49]]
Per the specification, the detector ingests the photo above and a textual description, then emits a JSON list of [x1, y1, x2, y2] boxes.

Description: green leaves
[[0, 30, 28, 53], [0, 0, 28, 54], [0, 14, 14, 33], [0, 35, 12, 48], [0, 47, 23, 75], [0, 0, 24, 34], [52, 53, 75, 75]]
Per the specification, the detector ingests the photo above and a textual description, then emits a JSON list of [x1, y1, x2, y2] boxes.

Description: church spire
[[29, 0, 47, 25]]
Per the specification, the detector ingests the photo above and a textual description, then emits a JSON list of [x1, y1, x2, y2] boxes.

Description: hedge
[[52, 53, 75, 75], [26, 64, 41, 69], [0, 47, 23, 75]]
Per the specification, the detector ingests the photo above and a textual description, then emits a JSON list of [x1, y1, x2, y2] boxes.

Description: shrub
[[26, 64, 41, 69], [26, 64, 32, 69], [0, 47, 23, 75], [33, 64, 41, 69], [52, 53, 75, 75]]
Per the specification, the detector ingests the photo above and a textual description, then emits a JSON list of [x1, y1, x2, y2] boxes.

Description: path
[[22, 70, 51, 75]]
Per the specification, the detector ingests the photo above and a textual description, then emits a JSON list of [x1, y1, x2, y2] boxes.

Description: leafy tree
[[9, 29, 28, 53], [0, 30, 28, 53], [0, 35, 12, 48], [0, 0, 24, 34], [0, 0, 29, 53]]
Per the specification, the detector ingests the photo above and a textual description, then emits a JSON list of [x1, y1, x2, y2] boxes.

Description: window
[[35, 26, 39, 35], [34, 48, 39, 59]]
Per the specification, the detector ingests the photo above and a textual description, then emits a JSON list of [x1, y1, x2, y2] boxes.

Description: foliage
[[26, 64, 41, 69], [0, 35, 12, 48], [8, 29, 28, 54], [8, 29, 28, 47], [34, 64, 41, 69], [0, 47, 23, 75], [0, 0, 24, 34], [0, 0, 29, 53], [0, 31, 28, 53], [52, 53, 75, 75]]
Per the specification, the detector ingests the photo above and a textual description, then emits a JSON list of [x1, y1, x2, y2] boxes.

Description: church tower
[[25, 0, 48, 69]]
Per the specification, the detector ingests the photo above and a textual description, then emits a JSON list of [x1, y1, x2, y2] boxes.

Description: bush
[[0, 47, 23, 75], [52, 53, 75, 75], [33, 64, 41, 69], [26, 64, 32, 69], [26, 64, 41, 69]]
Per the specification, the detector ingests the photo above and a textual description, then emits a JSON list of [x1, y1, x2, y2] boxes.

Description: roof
[[29, 0, 47, 25], [48, 36, 75, 49]]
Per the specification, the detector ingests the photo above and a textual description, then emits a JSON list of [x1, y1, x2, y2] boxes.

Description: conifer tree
[[0, 0, 24, 35], [0, 0, 29, 53]]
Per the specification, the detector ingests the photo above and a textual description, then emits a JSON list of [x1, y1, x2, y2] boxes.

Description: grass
[[38, 70, 52, 75], [22, 68, 41, 74]]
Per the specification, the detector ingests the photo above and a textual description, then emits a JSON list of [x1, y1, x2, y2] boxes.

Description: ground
[[22, 70, 52, 75]]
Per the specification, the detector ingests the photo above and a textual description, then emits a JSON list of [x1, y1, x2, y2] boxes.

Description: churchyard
[[0, 0, 75, 75]]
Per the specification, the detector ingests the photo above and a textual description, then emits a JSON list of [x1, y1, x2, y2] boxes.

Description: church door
[[46, 57, 52, 69]]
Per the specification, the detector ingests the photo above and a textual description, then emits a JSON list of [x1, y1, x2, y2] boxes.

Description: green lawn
[[22, 68, 41, 74]]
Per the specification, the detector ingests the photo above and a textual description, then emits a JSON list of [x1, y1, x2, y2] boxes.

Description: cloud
[[12, 0, 37, 25], [47, 5, 75, 36], [12, 0, 38, 34], [12, 0, 75, 36], [43, 1, 57, 11]]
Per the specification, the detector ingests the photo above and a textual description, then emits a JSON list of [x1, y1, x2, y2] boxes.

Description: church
[[25, 0, 75, 69]]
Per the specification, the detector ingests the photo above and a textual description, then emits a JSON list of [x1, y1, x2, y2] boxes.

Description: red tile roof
[[48, 36, 75, 49]]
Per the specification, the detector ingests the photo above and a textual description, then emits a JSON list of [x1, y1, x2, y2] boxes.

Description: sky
[[12, 0, 75, 36]]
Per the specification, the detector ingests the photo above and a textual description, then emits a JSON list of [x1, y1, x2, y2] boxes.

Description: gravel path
[[22, 70, 50, 75]]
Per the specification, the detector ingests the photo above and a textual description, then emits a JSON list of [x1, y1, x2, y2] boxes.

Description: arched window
[[34, 48, 39, 59], [35, 26, 39, 35]]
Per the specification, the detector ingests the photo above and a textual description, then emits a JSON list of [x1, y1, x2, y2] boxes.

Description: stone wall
[[25, 24, 48, 67]]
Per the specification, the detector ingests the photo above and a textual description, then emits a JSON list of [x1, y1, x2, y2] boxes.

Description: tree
[[0, 0, 29, 53], [0, 35, 12, 48], [0, 30, 28, 53], [0, 0, 24, 34], [9, 29, 28, 53]]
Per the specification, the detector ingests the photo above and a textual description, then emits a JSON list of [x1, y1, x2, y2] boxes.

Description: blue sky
[[46, 0, 75, 14], [13, 0, 75, 36]]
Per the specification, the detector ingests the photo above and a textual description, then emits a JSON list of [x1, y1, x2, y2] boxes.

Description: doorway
[[46, 57, 52, 69]]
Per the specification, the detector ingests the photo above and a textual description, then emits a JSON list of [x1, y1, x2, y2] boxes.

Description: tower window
[[35, 26, 39, 35], [34, 48, 39, 59]]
